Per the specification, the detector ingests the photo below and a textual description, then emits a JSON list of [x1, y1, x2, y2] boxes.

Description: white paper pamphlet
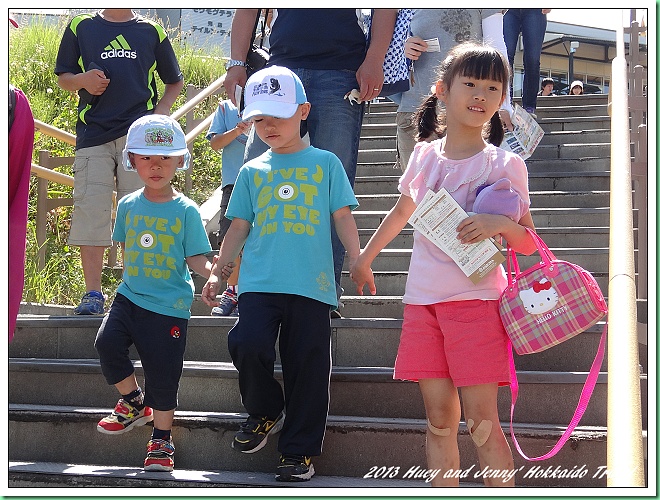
[[423, 37, 441, 52], [408, 188, 505, 284], [500, 104, 545, 159]]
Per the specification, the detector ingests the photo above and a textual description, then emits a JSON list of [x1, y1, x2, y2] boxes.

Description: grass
[[11, 11, 228, 306]]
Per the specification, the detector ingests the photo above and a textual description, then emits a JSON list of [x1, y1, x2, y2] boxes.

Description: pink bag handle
[[505, 227, 558, 289], [508, 324, 607, 460]]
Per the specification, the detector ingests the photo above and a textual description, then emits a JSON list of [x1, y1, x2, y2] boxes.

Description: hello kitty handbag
[[499, 227, 608, 460]]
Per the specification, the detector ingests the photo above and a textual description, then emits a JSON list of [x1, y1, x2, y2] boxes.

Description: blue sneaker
[[73, 291, 106, 315], [211, 288, 238, 316], [229, 303, 239, 317]]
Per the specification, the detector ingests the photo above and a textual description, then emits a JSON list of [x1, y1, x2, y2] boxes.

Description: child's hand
[[201, 274, 221, 307], [236, 120, 252, 135], [349, 255, 377, 296], [456, 214, 506, 244], [82, 69, 109, 95], [220, 261, 235, 281]]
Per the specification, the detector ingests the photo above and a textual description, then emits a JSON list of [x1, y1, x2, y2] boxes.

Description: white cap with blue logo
[[122, 114, 191, 171], [242, 65, 308, 121]]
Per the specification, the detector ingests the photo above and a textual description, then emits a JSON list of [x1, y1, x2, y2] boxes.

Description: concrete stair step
[[539, 117, 611, 133], [8, 461, 432, 488], [8, 404, 612, 487], [526, 157, 610, 173], [532, 104, 609, 118], [540, 129, 611, 145], [357, 161, 400, 177], [362, 111, 397, 125], [359, 136, 396, 150], [354, 191, 610, 211], [539, 117, 610, 132], [358, 143, 611, 164], [355, 226, 616, 250], [360, 123, 397, 137], [339, 294, 645, 323], [529, 207, 636, 227], [342, 247, 615, 273], [10, 358, 630, 425], [534, 95, 608, 107], [354, 173, 613, 196], [18, 311, 643, 376], [358, 227, 414, 249], [528, 143, 610, 160], [527, 171, 611, 191], [352, 208, 624, 230], [357, 148, 397, 163], [341, 270, 614, 299]]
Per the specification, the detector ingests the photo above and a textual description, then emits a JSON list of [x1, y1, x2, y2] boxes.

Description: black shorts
[[94, 293, 188, 411]]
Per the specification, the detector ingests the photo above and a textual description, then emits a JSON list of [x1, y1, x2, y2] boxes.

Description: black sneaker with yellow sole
[[276, 454, 315, 482], [232, 412, 284, 453]]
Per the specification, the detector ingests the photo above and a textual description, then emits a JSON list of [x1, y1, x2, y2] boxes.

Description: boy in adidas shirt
[[55, 9, 184, 317], [94, 115, 213, 472], [201, 66, 360, 482]]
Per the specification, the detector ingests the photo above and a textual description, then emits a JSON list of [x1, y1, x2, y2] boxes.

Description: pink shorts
[[394, 300, 511, 387]]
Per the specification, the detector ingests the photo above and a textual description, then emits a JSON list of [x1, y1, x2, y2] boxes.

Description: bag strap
[[259, 10, 268, 49], [508, 323, 607, 460], [250, 9, 261, 48], [505, 227, 558, 288]]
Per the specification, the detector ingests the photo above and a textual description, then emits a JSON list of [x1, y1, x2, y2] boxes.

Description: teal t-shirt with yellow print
[[113, 190, 212, 319], [226, 146, 358, 308]]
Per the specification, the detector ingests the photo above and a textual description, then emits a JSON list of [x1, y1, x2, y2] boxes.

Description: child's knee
[[466, 417, 494, 447], [427, 418, 453, 437]]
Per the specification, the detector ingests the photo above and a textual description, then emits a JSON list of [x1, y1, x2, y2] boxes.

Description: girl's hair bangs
[[456, 51, 509, 86]]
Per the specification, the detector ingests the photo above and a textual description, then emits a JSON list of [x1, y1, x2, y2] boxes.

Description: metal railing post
[[605, 10, 645, 487], [36, 151, 50, 270]]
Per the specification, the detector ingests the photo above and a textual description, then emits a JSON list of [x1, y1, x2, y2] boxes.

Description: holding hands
[[201, 257, 235, 308], [350, 256, 377, 297]]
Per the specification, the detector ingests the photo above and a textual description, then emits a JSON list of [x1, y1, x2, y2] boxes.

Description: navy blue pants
[[503, 8, 548, 110], [94, 293, 188, 411], [228, 292, 332, 456]]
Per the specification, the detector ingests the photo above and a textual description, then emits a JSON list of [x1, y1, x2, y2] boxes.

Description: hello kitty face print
[[519, 278, 559, 315]]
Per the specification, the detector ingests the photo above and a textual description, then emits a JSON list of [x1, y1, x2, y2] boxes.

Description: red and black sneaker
[[97, 399, 153, 434], [144, 438, 175, 472]]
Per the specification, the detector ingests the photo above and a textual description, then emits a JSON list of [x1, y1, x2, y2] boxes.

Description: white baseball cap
[[242, 65, 308, 121], [123, 114, 191, 171]]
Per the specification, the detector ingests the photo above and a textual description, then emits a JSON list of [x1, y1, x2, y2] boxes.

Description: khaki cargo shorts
[[68, 136, 144, 247]]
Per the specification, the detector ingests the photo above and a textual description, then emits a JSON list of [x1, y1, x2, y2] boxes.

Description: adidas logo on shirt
[[101, 34, 137, 59]]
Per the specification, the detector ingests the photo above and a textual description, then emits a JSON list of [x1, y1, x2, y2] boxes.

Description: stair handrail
[[605, 9, 645, 487]]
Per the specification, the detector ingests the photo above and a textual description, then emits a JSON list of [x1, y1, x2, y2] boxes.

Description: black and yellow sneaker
[[276, 454, 315, 482], [232, 412, 284, 453]]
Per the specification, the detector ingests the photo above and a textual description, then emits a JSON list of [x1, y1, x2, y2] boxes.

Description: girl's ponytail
[[414, 94, 442, 142], [486, 111, 505, 147]]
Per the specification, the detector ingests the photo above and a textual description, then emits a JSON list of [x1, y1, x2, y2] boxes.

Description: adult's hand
[[404, 36, 428, 61], [225, 66, 248, 107], [356, 56, 384, 102]]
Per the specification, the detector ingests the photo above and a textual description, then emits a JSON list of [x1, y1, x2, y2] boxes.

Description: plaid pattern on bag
[[499, 230, 607, 355]]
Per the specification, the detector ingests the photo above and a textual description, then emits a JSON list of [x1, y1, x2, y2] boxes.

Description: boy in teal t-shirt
[[94, 115, 213, 472], [201, 66, 360, 482]]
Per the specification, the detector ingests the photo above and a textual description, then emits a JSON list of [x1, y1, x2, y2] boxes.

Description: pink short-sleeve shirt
[[398, 138, 531, 304]]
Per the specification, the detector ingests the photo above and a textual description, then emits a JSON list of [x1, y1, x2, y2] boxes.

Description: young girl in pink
[[351, 42, 537, 487]]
